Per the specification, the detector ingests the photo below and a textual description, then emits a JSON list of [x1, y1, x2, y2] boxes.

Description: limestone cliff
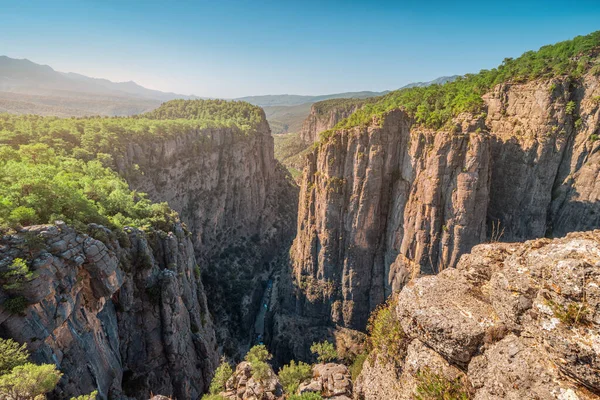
[[355, 231, 600, 399], [299, 100, 365, 144], [112, 115, 298, 355], [0, 222, 218, 399], [280, 73, 600, 347]]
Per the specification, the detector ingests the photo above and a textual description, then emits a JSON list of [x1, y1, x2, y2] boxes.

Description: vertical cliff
[[280, 72, 600, 351], [112, 112, 298, 355], [299, 100, 365, 144], [0, 222, 218, 399]]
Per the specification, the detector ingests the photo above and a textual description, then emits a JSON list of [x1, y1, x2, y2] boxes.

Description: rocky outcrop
[[299, 101, 364, 144], [287, 109, 490, 332], [220, 361, 284, 400], [298, 363, 352, 399], [354, 231, 600, 399], [0, 222, 218, 399], [281, 73, 600, 345], [112, 116, 298, 355]]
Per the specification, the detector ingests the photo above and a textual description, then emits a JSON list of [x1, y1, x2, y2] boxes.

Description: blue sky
[[2, 0, 600, 98]]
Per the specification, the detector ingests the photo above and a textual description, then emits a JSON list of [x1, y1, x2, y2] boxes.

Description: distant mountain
[[0, 56, 198, 116], [399, 75, 460, 89], [259, 76, 460, 134], [236, 91, 389, 107], [0, 56, 460, 121]]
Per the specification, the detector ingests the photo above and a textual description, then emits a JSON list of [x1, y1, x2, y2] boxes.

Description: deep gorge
[[1, 31, 600, 400]]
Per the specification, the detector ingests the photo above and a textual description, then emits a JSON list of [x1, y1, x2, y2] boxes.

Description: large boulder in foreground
[[355, 231, 600, 400], [299, 363, 352, 399], [220, 361, 284, 400]]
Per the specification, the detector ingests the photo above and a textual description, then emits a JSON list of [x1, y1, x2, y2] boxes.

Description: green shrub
[[415, 368, 471, 400], [349, 353, 368, 380], [2, 296, 29, 315], [209, 358, 233, 395], [566, 101, 577, 115], [366, 298, 407, 366], [278, 360, 312, 394], [1, 258, 34, 290], [288, 393, 323, 400], [310, 341, 337, 363], [546, 299, 590, 326], [0, 338, 29, 375], [245, 345, 272, 382], [201, 395, 227, 400], [0, 362, 62, 399], [70, 391, 98, 400]]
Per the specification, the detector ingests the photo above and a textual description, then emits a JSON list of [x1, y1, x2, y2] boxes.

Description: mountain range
[[0, 56, 457, 127]]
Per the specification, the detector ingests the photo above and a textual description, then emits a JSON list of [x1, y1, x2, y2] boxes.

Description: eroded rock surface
[[0, 222, 218, 399], [354, 231, 600, 399], [220, 361, 284, 400], [278, 73, 600, 356]]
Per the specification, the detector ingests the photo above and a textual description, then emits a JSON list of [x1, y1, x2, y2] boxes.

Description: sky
[[2, 0, 600, 98]]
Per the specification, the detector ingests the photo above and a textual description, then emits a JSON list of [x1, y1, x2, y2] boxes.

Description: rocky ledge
[[355, 230, 600, 399], [0, 222, 218, 399]]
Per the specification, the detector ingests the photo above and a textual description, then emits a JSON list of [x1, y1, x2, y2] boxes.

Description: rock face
[[299, 101, 364, 144], [299, 363, 352, 399], [220, 361, 284, 400], [0, 222, 218, 399], [281, 73, 600, 344], [354, 231, 600, 399], [112, 116, 298, 354]]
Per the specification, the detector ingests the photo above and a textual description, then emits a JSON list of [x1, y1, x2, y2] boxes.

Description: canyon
[[0, 32, 600, 400]]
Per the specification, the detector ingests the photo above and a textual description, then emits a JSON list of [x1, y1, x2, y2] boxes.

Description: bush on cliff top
[[325, 30, 600, 134], [0, 338, 97, 400], [0, 144, 178, 232], [310, 341, 338, 363], [244, 345, 272, 383], [366, 297, 407, 366], [278, 360, 312, 394], [208, 358, 233, 395]]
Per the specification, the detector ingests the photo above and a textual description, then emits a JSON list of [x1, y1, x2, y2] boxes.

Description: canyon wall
[[113, 116, 298, 355], [0, 222, 218, 399], [299, 101, 364, 144], [355, 230, 600, 399], [276, 73, 600, 352]]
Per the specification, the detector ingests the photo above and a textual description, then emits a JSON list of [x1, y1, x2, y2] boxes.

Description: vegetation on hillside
[[310, 341, 338, 363], [0, 99, 266, 232], [324, 31, 600, 136], [207, 358, 233, 396], [273, 133, 310, 180], [0, 338, 96, 400], [0, 144, 178, 231], [244, 345, 273, 383], [142, 99, 265, 134], [278, 360, 312, 394], [0, 100, 263, 156]]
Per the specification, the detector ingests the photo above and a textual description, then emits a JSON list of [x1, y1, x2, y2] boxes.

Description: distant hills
[[0, 56, 458, 129], [0, 56, 200, 116], [236, 91, 389, 107]]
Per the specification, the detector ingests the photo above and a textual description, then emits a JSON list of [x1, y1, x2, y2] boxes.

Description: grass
[[415, 368, 471, 400]]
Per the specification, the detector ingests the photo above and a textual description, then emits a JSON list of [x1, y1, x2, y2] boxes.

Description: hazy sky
[[3, 0, 600, 98]]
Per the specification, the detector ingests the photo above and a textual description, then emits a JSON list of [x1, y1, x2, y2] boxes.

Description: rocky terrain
[[299, 100, 366, 144], [112, 113, 298, 356], [354, 230, 600, 399], [0, 222, 218, 399], [274, 73, 600, 354]]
